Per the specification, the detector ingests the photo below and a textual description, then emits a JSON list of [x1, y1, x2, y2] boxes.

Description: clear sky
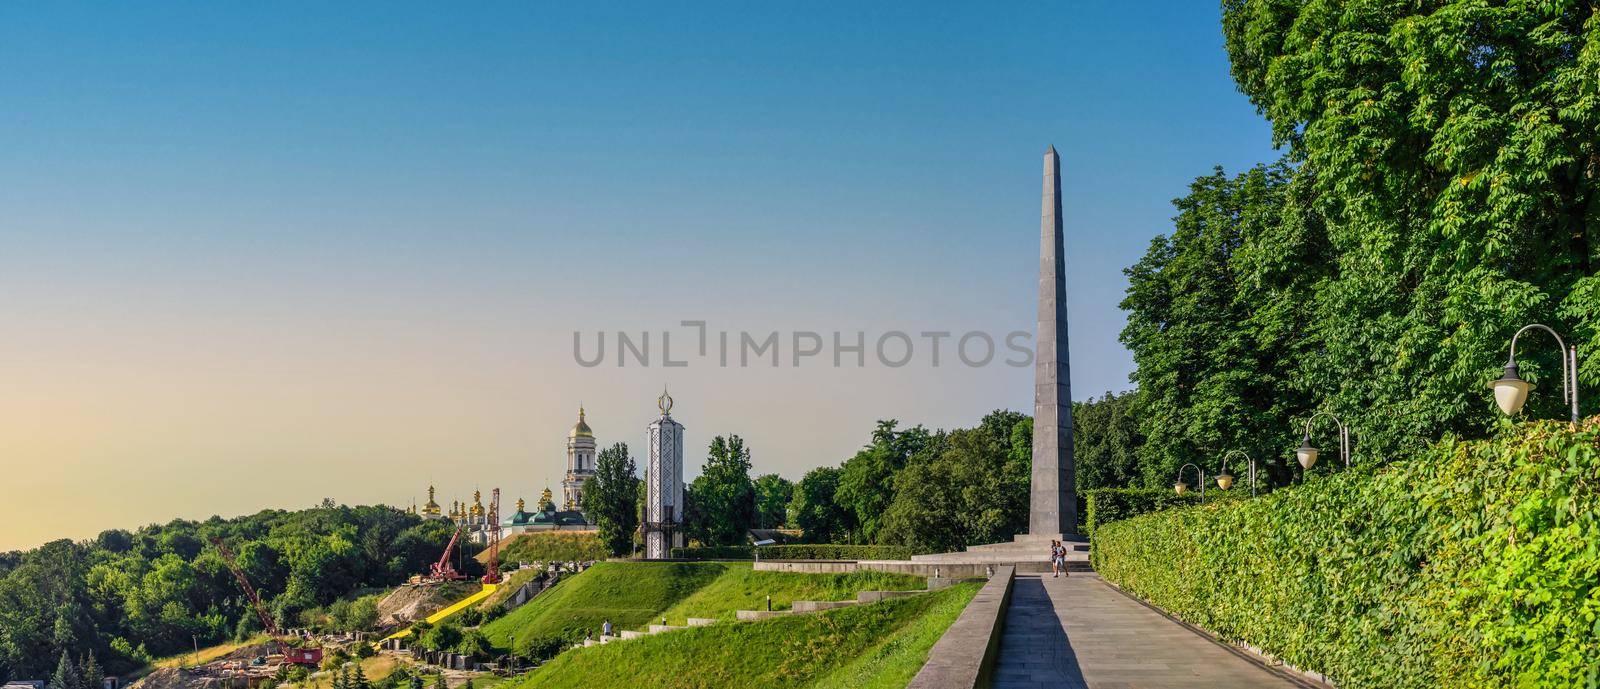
[[0, 2, 1278, 550]]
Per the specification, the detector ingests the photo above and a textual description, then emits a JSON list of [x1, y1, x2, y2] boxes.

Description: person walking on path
[[1049, 540, 1061, 578], [602, 619, 613, 637]]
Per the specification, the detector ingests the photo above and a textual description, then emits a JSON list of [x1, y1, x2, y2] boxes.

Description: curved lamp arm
[[1302, 411, 1352, 468], [1220, 449, 1257, 496], [1507, 324, 1579, 426], [1176, 462, 1205, 501]]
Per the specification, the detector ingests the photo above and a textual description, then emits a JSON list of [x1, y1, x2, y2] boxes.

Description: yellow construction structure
[[379, 583, 499, 642]]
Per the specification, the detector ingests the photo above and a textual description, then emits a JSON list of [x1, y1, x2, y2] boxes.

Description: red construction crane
[[208, 537, 323, 666], [482, 488, 502, 585], [427, 522, 469, 582]]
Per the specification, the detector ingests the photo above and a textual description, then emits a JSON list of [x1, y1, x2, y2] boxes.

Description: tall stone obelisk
[[1031, 145, 1077, 536]]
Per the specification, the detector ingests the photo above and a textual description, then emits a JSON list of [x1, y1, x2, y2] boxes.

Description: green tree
[[50, 651, 78, 689], [78, 653, 103, 689], [417, 623, 463, 654], [751, 474, 794, 529], [584, 443, 640, 557], [351, 663, 370, 689], [835, 421, 934, 543], [1072, 392, 1145, 492], [684, 436, 756, 546], [1121, 163, 1325, 487], [433, 674, 447, 689], [408, 675, 424, 689], [880, 411, 1027, 552], [787, 467, 847, 544], [455, 630, 492, 659], [1219, 0, 1600, 459]]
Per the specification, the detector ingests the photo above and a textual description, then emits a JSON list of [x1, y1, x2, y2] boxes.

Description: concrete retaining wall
[[754, 560, 1001, 577], [906, 565, 1015, 689]]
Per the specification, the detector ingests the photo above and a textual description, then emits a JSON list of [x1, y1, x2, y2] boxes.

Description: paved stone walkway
[[993, 574, 1302, 689]]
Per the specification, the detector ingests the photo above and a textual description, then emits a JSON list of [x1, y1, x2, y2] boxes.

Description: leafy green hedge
[[669, 544, 913, 561], [1083, 488, 1198, 535], [1092, 420, 1600, 688]]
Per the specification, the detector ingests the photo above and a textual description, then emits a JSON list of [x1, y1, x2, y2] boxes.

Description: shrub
[[516, 634, 569, 664], [668, 544, 913, 561], [1092, 419, 1600, 688], [1083, 488, 1198, 535]]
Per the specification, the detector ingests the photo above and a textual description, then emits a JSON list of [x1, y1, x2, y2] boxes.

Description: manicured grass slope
[[480, 562, 729, 652], [511, 583, 980, 689], [656, 566, 926, 624], [484, 530, 608, 564]]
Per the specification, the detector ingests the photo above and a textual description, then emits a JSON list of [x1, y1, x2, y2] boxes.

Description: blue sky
[[0, 2, 1280, 548]]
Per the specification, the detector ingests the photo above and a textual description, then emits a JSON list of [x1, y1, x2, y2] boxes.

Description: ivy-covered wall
[[1092, 419, 1600, 688]]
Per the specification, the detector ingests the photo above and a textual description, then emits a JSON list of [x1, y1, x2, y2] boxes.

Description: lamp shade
[[1296, 440, 1318, 470], [1487, 363, 1533, 416], [1173, 482, 1188, 496], [1216, 471, 1234, 490]]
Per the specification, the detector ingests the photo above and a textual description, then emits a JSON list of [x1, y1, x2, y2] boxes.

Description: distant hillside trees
[[0, 504, 473, 681], [584, 443, 640, 557]]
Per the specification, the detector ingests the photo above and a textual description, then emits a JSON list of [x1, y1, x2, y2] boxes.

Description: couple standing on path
[[1049, 539, 1069, 578]]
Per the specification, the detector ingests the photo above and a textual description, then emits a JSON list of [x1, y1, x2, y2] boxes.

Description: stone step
[[686, 617, 718, 627], [792, 600, 858, 613], [619, 630, 647, 640], [647, 624, 685, 634], [735, 609, 793, 621], [857, 590, 921, 603], [582, 639, 598, 647]]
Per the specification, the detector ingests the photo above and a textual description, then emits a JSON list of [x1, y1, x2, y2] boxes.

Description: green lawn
[[485, 531, 609, 565], [656, 566, 926, 625], [808, 582, 978, 689], [505, 582, 980, 689], [480, 561, 730, 654]]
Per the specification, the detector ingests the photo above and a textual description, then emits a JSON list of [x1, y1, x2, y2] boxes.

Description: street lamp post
[[1218, 450, 1257, 496], [1488, 324, 1579, 427], [1174, 462, 1205, 502], [1297, 412, 1350, 470]]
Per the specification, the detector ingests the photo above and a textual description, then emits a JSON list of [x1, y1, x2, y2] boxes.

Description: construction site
[[125, 489, 523, 689]]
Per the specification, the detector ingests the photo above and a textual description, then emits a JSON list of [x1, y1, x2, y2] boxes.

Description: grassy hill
[[481, 561, 730, 653], [656, 566, 925, 625], [480, 561, 932, 659], [506, 582, 980, 689], [483, 531, 608, 564]]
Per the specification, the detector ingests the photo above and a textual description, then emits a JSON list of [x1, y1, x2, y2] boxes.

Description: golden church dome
[[569, 406, 594, 438]]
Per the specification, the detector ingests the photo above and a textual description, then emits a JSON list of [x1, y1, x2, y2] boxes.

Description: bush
[[668, 544, 913, 561], [1092, 419, 1600, 688], [1083, 488, 1198, 535], [515, 634, 569, 664]]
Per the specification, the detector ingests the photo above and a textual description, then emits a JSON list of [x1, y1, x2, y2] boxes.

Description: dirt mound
[[376, 582, 474, 626], [127, 668, 235, 689], [218, 644, 273, 661]]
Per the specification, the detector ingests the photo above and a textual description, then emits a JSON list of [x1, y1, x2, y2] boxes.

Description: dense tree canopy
[[683, 435, 756, 547], [1121, 162, 1328, 486], [1213, 0, 1600, 462], [584, 443, 640, 557], [751, 474, 794, 530], [0, 505, 471, 681]]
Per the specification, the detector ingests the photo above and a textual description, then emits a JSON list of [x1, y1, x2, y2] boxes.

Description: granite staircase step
[[792, 600, 858, 612]]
